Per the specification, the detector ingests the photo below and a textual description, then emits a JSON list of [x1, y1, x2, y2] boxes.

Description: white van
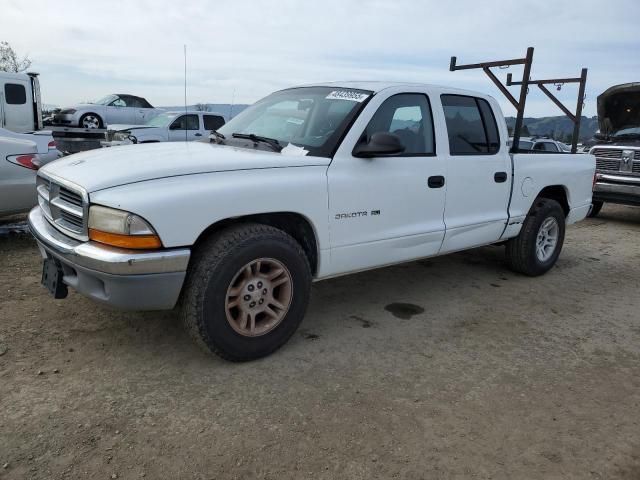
[[0, 71, 43, 133]]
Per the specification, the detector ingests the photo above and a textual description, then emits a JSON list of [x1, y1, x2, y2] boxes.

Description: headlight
[[61, 109, 77, 114], [88, 205, 161, 249]]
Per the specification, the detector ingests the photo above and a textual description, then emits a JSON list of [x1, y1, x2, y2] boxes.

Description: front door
[[327, 92, 447, 276], [106, 96, 135, 125], [168, 114, 201, 141], [438, 94, 511, 253]]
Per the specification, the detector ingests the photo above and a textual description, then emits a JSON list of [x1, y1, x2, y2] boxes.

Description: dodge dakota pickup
[[28, 82, 595, 361]]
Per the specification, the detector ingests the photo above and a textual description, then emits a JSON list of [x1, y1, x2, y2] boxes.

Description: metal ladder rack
[[449, 47, 588, 154], [506, 69, 588, 154]]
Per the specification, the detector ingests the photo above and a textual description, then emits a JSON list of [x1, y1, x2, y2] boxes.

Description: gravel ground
[[1, 205, 639, 480]]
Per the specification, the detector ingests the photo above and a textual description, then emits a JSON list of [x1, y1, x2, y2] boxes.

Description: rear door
[[327, 90, 447, 275], [438, 94, 511, 253]]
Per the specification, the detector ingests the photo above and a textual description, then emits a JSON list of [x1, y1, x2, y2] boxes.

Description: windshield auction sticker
[[326, 90, 370, 102]]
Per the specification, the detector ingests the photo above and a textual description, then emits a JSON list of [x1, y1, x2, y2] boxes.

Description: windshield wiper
[[210, 130, 226, 144], [232, 133, 282, 152]]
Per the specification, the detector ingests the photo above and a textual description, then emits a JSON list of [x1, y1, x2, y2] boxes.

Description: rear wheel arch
[[192, 212, 320, 276], [535, 185, 570, 216]]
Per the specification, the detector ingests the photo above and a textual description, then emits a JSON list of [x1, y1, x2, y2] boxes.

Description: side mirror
[[169, 123, 181, 130], [353, 132, 405, 158]]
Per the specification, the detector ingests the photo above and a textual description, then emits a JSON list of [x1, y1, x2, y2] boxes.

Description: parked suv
[[508, 137, 570, 153]]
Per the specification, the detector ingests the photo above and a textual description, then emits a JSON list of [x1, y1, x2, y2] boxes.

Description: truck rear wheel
[[505, 198, 566, 276], [180, 223, 311, 361]]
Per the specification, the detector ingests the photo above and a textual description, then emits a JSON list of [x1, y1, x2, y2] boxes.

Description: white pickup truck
[[101, 111, 227, 147], [28, 82, 595, 361]]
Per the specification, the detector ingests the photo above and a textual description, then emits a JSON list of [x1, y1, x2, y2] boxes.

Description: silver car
[[52, 94, 161, 129], [0, 136, 40, 217]]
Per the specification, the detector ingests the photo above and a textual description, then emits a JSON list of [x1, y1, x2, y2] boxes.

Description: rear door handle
[[194, 133, 203, 137], [494, 172, 508, 183], [428, 176, 445, 188]]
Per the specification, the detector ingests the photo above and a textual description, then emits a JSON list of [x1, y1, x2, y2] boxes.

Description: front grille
[[592, 148, 623, 159], [37, 174, 88, 240], [595, 158, 621, 171], [59, 187, 83, 207], [593, 148, 640, 176]]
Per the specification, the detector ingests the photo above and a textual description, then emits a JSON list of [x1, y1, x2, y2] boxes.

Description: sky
[[2, 0, 639, 117]]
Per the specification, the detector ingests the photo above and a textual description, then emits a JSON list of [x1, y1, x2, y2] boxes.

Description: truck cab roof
[[291, 81, 495, 100]]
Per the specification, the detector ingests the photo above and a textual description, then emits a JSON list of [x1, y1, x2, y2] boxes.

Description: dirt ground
[[1, 205, 639, 480]]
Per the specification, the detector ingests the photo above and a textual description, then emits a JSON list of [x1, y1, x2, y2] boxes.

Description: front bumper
[[593, 174, 640, 206], [28, 207, 191, 310], [52, 113, 76, 125]]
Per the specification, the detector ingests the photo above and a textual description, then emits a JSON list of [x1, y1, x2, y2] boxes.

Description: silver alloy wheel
[[82, 115, 100, 129], [536, 217, 559, 262], [225, 258, 293, 337]]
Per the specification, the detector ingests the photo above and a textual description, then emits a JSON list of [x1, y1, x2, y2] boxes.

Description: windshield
[[612, 126, 640, 137], [217, 86, 372, 157], [145, 113, 179, 127], [94, 94, 119, 105]]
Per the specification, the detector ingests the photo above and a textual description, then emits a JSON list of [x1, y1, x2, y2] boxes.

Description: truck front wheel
[[79, 113, 103, 129], [505, 198, 566, 276], [180, 223, 312, 361]]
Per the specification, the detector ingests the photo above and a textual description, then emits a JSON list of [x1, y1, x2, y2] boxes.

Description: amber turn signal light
[[89, 229, 162, 249]]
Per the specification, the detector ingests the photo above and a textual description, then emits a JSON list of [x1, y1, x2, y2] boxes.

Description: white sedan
[[102, 111, 226, 146], [0, 127, 61, 165], [0, 136, 40, 217], [52, 94, 161, 129]]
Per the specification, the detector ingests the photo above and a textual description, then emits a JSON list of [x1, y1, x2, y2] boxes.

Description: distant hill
[[160, 103, 249, 118], [505, 116, 599, 142]]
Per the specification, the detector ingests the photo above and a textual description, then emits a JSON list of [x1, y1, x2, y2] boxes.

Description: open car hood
[[597, 83, 640, 134]]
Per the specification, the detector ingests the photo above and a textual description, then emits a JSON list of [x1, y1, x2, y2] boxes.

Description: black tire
[[79, 113, 103, 129], [180, 223, 312, 361], [588, 201, 603, 218], [505, 198, 566, 276]]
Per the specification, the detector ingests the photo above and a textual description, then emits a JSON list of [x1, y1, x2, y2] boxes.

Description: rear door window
[[441, 95, 500, 155], [5, 83, 27, 104], [203, 115, 225, 131]]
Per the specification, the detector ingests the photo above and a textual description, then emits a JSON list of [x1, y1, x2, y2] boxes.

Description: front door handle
[[428, 176, 445, 188], [194, 133, 202, 137], [494, 172, 508, 183]]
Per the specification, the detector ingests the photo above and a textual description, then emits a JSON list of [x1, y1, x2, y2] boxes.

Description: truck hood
[[597, 83, 640, 134], [40, 141, 329, 192]]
